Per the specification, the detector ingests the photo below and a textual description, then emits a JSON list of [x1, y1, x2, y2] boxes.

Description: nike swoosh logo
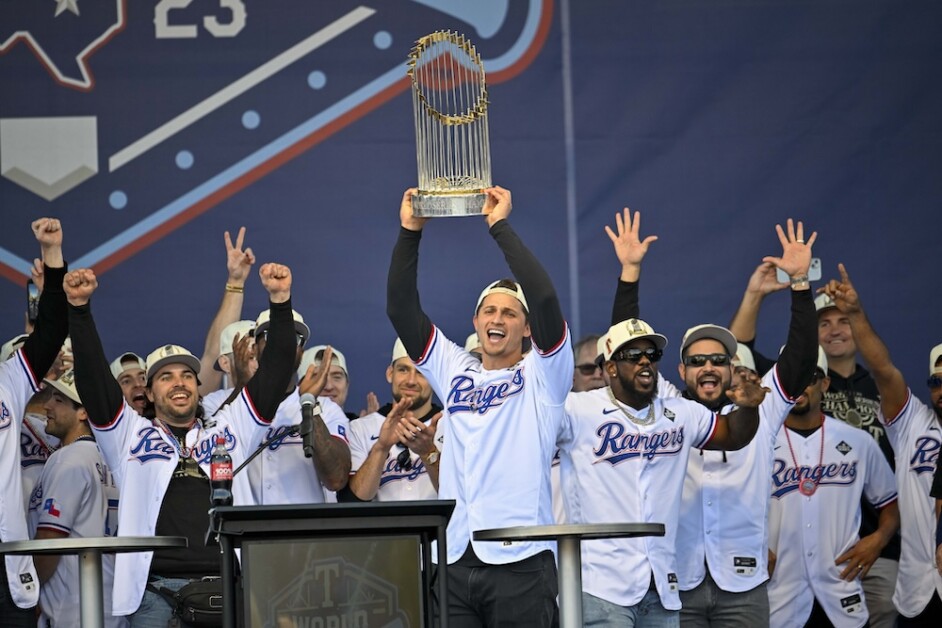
[[602, 408, 619, 415], [773, 445, 781, 450], [370, 436, 379, 441]]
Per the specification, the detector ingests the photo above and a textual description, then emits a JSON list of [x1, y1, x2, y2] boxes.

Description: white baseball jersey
[[20, 412, 59, 511], [347, 410, 443, 501], [559, 389, 718, 610], [28, 439, 123, 628], [880, 390, 942, 617], [0, 349, 42, 608], [550, 449, 566, 524], [676, 366, 796, 592], [240, 391, 349, 505], [91, 390, 275, 616], [415, 324, 572, 564], [767, 416, 897, 628], [201, 387, 232, 417]]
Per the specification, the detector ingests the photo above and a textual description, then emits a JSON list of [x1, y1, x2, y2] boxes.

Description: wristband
[[225, 283, 244, 294], [789, 274, 810, 289]]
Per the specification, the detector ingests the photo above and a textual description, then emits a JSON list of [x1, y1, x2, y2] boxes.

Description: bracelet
[[789, 274, 810, 288], [224, 283, 244, 294]]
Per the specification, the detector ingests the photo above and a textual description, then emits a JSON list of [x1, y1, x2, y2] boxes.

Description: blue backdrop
[[1, 0, 938, 409]]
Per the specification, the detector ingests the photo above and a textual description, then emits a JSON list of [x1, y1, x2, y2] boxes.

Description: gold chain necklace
[[606, 388, 656, 426]]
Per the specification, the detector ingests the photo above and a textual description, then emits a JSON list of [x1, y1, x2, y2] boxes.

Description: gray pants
[[679, 571, 769, 628], [862, 558, 899, 628]]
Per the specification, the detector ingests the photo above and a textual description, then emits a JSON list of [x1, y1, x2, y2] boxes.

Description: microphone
[[299, 393, 319, 458]]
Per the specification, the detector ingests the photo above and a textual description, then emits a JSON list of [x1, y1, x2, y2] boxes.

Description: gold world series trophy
[[408, 31, 491, 217]]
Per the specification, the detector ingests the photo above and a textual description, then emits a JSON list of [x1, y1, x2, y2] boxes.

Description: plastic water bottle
[[210, 436, 233, 507]]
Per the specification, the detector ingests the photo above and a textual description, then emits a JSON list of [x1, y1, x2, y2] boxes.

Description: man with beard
[[821, 264, 942, 626], [233, 310, 351, 506], [66, 262, 299, 625], [607, 210, 819, 626], [27, 369, 122, 628], [766, 348, 899, 628], [341, 338, 443, 501], [558, 318, 769, 627]]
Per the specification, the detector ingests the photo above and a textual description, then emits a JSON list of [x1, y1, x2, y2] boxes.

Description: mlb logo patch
[[835, 440, 852, 455]]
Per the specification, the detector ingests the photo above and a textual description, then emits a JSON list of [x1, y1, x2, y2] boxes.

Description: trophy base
[[412, 191, 488, 217]]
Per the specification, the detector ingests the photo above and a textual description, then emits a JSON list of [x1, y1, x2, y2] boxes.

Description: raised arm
[[727, 262, 789, 343], [749, 219, 818, 397], [606, 208, 657, 324], [197, 227, 255, 395], [386, 188, 434, 360], [65, 269, 126, 424], [242, 263, 298, 421], [21, 218, 69, 377], [484, 187, 566, 351], [820, 263, 908, 419]]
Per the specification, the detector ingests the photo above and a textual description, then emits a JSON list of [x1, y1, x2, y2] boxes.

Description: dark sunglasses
[[683, 353, 730, 367], [928, 375, 942, 390], [575, 363, 601, 376], [810, 369, 826, 384], [612, 347, 663, 363], [258, 330, 306, 346]]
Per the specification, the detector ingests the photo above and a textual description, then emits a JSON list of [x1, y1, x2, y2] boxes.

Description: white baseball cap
[[680, 324, 738, 361], [44, 368, 82, 405], [814, 293, 837, 314], [215, 320, 255, 371], [145, 344, 201, 381], [298, 345, 348, 379], [474, 279, 529, 315], [1, 334, 28, 362], [391, 338, 410, 365], [464, 333, 482, 353], [598, 318, 668, 363], [254, 308, 310, 345], [929, 343, 942, 376], [732, 343, 757, 373], [110, 352, 146, 380]]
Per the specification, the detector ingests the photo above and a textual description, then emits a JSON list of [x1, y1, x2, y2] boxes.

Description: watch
[[423, 450, 440, 466]]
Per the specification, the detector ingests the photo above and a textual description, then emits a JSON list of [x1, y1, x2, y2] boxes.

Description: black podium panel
[[210, 501, 454, 628]]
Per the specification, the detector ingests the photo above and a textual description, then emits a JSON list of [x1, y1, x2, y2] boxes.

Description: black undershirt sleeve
[[767, 288, 817, 398], [21, 264, 69, 378], [611, 278, 640, 325], [489, 220, 566, 351], [244, 299, 297, 421], [69, 302, 126, 425], [386, 227, 434, 361]]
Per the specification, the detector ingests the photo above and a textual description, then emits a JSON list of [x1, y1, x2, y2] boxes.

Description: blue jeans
[[131, 577, 190, 628], [678, 571, 769, 628], [583, 590, 679, 628]]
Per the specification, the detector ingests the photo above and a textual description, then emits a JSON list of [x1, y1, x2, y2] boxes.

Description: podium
[[210, 501, 454, 628]]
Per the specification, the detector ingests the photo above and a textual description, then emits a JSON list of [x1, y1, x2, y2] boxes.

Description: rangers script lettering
[[379, 457, 429, 487], [446, 369, 525, 414], [0, 400, 11, 429], [593, 423, 685, 464], [909, 435, 939, 474], [20, 432, 45, 468], [770, 458, 858, 498]]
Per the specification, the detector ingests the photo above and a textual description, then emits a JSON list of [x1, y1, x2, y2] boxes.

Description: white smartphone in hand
[[777, 258, 821, 283]]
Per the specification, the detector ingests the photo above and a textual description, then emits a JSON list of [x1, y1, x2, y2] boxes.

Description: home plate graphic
[[0, 0, 553, 284]]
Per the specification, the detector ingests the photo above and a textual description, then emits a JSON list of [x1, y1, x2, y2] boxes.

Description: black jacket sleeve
[[244, 299, 297, 422], [386, 227, 434, 361], [21, 264, 69, 378], [489, 220, 566, 351], [611, 278, 640, 325], [769, 288, 817, 398], [69, 302, 126, 425]]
